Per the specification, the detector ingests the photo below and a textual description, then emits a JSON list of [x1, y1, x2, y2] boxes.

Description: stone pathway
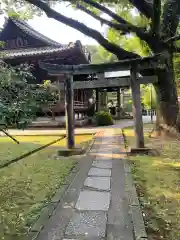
[[35, 129, 140, 240]]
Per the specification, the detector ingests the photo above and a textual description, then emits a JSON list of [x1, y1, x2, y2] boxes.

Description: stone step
[[88, 168, 111, 177], [75, 190, 111, 211], [84, 176, 111, 191], [65, 211, 107, 239]]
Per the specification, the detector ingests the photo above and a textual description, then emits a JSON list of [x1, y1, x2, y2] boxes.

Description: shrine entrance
[[40, 56, 161, 150]]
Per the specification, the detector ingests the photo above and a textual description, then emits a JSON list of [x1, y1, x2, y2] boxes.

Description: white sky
[[0, 2, 109, 45], [105, 70, 130, 78]]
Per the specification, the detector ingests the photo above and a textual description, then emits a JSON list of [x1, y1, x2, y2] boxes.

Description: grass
[[56, 134, 93, 148], [0, 134, 93, 167], [124, 124, 180, 240], [0, 134, 93, 239]]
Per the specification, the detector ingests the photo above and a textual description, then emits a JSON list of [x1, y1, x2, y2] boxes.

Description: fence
[[143, 110, 156, 116]]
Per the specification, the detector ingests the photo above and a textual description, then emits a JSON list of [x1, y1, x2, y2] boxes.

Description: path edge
[[123, 158, 148, 240]]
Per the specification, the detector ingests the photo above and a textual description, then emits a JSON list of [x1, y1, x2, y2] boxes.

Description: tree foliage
[[0, 0, 180, 128], [0, 0, 179, 58], [0, 62, 58, 129], [141, 84, 157, 110], [87, 45, 117, 63]]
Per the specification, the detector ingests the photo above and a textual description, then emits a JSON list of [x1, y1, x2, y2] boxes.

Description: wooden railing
[[41, 101, 89, 113], [74, 101, 88, 109]]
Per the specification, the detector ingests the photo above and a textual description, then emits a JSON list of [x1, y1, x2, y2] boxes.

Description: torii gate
[[39, 55, 164, 150]]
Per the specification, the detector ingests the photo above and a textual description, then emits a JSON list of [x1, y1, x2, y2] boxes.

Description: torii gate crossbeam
[[39, 58, 161, 150]]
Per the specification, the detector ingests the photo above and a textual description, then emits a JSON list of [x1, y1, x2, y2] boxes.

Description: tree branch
[[152, 0, 161, 35], [77, 3, 149, 39], [76, 3, 126, 32], [80, 0, 129, 25], [165, 34, 180, 43], [80, 0, 169, 51], [25, 0, 137, 59], [128, 0, 153, 19], [81, 0, 153, 19], [77, 1, 164, 49]]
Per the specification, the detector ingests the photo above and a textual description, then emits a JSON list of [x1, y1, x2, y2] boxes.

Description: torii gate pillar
[[130, 65, 144, 148], [64, 75, 75, 149], [117, 87, 121, 119]]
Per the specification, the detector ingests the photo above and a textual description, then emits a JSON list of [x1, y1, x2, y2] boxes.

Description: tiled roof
[[11, 18, 62, 47], [0, 18, 91, 63], [0, 45, 75, 60]]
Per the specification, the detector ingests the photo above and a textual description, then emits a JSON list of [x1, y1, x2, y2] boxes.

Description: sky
[[0, 2, 109, 45]]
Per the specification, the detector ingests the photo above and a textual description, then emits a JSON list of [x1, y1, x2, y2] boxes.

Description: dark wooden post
[[130, 65, 144, 148], [121, 89, 124, 108], [95, 89, 99, 112], [150, 84, 153, 123], [117, 87, 121, 119], [64, 75, 75, 149]]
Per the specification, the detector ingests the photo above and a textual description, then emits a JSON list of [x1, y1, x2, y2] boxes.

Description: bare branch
[[128, 0, 153, 19], [165, 34, 180, 43], [25, 0, 137, 59], [152, 0, 161, 35]]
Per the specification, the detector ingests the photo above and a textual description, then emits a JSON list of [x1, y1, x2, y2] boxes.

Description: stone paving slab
[[92, 160, 112, 169], [88, 167, 111, 177], [84, 176, 111, 191], [75, 190, 111, 211], [65, 211, 107, 238]]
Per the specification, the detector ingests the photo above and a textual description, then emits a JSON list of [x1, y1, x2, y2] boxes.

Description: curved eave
[[1, 45, 90, 65], [0, 17, 62, 47]]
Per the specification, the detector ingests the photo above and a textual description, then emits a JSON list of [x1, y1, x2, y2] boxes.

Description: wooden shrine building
[[0, 17, 93, 115]]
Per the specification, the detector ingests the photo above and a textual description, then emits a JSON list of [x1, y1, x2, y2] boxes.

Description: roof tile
[[0, 45, 75, 59]]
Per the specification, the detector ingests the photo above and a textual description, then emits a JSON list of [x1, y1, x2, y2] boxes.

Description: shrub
[[123, 101, 132, 113], [94, 111, 114, 126]]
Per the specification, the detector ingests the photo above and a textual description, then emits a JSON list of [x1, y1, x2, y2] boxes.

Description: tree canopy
[[0, 0, 179, 59], [0, 0, 180, 128]]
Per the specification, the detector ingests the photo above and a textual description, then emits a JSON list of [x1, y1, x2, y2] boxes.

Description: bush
[[94, 111, 114, 126], [123, 101, 132, 113]]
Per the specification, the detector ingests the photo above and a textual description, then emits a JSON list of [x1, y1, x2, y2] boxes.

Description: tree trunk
[[154, 53, 179, 128]]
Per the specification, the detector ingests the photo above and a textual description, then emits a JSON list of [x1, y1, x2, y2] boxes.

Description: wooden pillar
[[130, 66, 144, 148], [121, 89, 124, 108], [150, 84, 153, 123], [96, 89, 99, 112], [117, 87, 121, 119], [64, 75, 75, 149]]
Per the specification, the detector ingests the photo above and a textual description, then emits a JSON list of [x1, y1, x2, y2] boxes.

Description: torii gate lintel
[[39, 58, 162, 149]]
